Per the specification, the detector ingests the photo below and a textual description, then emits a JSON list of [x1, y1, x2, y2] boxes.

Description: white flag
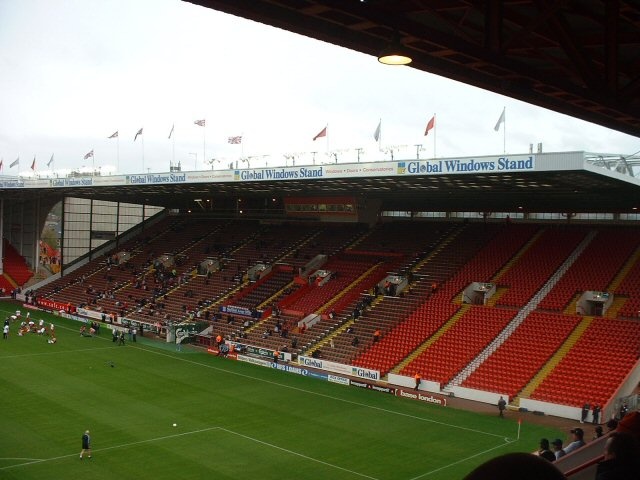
[[494, 108, 505, 131], [373, 120, 381, 142]]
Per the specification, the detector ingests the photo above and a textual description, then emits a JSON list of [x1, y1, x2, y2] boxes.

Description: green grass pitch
[[0, 302, 562, 479]]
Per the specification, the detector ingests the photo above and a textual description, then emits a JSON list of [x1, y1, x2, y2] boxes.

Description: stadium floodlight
[[378, 32, 412, 65]]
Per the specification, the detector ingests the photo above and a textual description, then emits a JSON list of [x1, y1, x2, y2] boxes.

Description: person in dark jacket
[[497, 396, 506, 417], [538, 438, 556, 462], [595, 431, 640, 479]]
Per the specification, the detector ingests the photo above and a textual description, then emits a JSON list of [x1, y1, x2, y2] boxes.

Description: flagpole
[[117, 135, 120, 173], [142, 135, 145, 173], [325, 124, 329, 158], [202, 127, 206, 171], [378, 118, 382, 152], [172, 128, 175, 166], [503, 108, 507, 154], [433, 113, 437, 158]]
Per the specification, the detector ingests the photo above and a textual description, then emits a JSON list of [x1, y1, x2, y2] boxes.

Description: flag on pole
[[313, 126, 327, 141], [47, 154, 54, 167], [228, 136, 242, 144], [10, 157, 19, 168], [168, 124, 174, 139], [108, 131, 118, 139], [424, 115, 435, 136], [134, 128, 143, 141], [31, 157, 36, 170], [84, 149, 94, 160], [194, 119, 206, 127], [517, 417, 522, 439], [0, 159, 3, 171], [494, 108, 505, 131], [374, 120, 381, 141]]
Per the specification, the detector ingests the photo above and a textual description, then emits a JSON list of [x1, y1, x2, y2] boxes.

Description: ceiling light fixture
[[378, 32, 412, 65]]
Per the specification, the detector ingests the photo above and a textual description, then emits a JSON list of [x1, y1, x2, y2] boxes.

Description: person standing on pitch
[[80, 430, 91, 459], [498, 396, 507, 417]]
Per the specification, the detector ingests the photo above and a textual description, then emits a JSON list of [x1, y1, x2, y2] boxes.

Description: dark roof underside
[[188, 0, 640, 138], [5, 168, 640, 213]]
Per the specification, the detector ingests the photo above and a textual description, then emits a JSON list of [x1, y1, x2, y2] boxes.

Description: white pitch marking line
[[408, 438, 517, 479], [219, 427, 380, 480], [135, 345, 508, 440], [0, 457, 43, 461], [0, 426, 222, 471]]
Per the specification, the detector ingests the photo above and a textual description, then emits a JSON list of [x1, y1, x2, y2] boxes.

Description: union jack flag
[[84, 150, 94, 160], [228, 136, 242, 144], [194, 119, 206, 127]]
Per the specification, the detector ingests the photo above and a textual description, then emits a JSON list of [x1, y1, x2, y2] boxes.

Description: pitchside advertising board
[[298, 355, 381, 381], [235, 353, 447, 406]]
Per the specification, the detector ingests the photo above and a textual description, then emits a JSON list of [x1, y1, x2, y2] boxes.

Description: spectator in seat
[[463, 452, 566, 480], [563, 428, 585, 455], [537, 439, 556, 462], [593, 426, 604, 439], [595, 431, 640, 480], [552, 438, 566, 460]]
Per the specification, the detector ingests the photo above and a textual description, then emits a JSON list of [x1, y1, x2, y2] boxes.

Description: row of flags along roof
[[0, 154, 55, 172], [3, 110, 506, 172]]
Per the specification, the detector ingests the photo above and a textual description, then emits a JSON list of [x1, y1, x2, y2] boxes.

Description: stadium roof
[[2, 2, 639, 216], [188, 0, 640, 138], [2, 151, 639, 213]]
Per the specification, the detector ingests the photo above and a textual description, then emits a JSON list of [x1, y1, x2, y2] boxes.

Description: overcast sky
[[1, 0, 639, 176]]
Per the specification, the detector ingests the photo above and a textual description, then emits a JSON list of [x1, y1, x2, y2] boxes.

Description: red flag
[[313, 126, 327, 141], [424, 115, 435, 136], [31, 157, 36, 170]]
